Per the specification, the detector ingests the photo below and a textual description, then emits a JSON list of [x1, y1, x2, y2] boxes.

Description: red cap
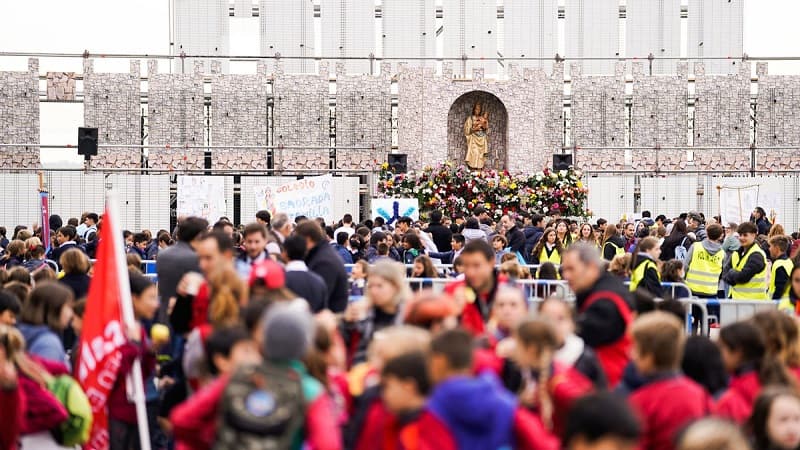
[[248, 259, 286, 289]]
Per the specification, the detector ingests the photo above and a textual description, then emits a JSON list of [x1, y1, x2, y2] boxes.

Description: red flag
[[75, 200, 130, 450]]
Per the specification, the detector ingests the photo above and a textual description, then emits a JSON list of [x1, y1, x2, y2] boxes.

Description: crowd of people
[[0, 206, 799, 450]]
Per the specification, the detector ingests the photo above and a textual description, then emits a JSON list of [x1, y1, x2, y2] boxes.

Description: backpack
[[46, 374, 93, 446], [674, 237, 689, 263], [214, 361, 306, 450]]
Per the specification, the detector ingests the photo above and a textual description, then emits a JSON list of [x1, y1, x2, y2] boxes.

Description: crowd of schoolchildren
[[0, 206, 799, 450]]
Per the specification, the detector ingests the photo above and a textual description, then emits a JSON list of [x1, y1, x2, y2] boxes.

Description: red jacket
[[548, 364, 595, 437], [475, 351, 591, 440], [20, 355, 70, 435], [356, 398, 395, 450], [629, 374, 712, 450], [714, 370, 761, 424], [578, 289, 633, 388], [190, 282, 211, 330], [0, 385, 24, 450], [444, 274, 508, 335], [382, 409, 458, 450], [170, 375, 228, 450], [170, 370, 342, 450], [513, 408, 560, 450], [108, 332, 156, 424]]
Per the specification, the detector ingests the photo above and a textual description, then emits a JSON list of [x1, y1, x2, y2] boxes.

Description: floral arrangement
[[377, 161, 589, 219]]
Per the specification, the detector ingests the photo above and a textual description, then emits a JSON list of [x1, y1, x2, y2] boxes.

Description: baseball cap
[[248, 259, 286, 289]]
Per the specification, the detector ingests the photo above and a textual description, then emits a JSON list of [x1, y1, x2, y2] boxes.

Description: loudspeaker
[[78, 127, 98, 159], [387, 153, 407, 173], [552, 153, 573, 171]]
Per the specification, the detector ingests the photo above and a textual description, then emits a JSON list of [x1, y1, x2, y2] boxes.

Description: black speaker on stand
[[78, 127, 98, 161], [552, 153, 573, 171], [387, 153, 408, 173]]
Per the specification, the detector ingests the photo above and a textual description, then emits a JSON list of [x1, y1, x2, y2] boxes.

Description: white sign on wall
[[177, 176, 227, 224], [718, 181, 782, 225], [254, 175, 335, 222]]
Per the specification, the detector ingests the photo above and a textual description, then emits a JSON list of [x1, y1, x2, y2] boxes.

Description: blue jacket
[[332, 243, 353, 264], [427, 374, 517, 450], [18, 323, 66, 364]]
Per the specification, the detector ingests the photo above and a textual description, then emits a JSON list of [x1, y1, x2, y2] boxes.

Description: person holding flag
[[76, 193, 154, 450]]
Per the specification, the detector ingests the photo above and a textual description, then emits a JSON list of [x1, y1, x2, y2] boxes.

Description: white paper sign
[[260, 175, 334, 222], [177, 176, 227, 224], [371, 198, 420, 224], [719, 182, 782, 226]]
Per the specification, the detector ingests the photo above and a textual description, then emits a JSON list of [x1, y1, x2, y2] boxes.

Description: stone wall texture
[[692, 62, 752, 171], [0, 58, 39, 168], [570, 63, 626, 171], [11, 58, 800, 175], [397, 62, 563, 173], [755, 63, 800, 171], [273, 61, 330, 170], [334, 62, 391, 170], [147, 60, 206, 170], [210, 62, 269, 170], [83, 59, 142, 168], [630, 62, 689, 171]]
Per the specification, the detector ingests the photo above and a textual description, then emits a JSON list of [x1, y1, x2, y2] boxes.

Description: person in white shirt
[[333, 213, 356, 239]]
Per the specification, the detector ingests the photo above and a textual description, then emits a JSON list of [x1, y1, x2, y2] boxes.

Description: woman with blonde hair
[[207, 267, 247, 327], [341, 260, 411, 367]]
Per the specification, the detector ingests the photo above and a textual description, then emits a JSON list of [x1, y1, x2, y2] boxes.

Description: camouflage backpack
[[214, 361, 306, 450]]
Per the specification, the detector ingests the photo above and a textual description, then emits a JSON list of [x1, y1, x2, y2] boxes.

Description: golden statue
[[464, 102, 489, 169]]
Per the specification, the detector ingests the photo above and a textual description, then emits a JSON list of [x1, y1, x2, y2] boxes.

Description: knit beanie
[[261, 302, 313, 361]]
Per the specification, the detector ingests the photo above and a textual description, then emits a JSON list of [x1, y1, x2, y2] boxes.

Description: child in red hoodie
[[715, 321, 796, 424], [380, 351, 457, 450], [505, 319, 594, 437], [627, 312, 712, 450]]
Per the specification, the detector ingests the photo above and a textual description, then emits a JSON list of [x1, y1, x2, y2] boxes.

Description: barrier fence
[[117, 260, 781, 337]]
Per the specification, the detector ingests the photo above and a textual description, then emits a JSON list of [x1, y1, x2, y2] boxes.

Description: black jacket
[[660, 233, 692, 262], [576, 272, 634, 348], [631, 255, 662, 297], [523, 226, 544, 263], [602, 235, 626, 261], [305, 242, 350, 313], [47, 241, 81, 266], [285, 269, 329, 313], [723, 244, 767, 286], [425, 222, 453, 252], [59, 273, 91, 299], [505, 225, 526, 254]]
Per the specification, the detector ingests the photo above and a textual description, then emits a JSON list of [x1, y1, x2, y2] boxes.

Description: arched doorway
[[447, 91, 509, 170]]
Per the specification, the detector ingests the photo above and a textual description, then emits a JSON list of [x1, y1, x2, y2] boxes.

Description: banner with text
[[255, 175, 334, 222]]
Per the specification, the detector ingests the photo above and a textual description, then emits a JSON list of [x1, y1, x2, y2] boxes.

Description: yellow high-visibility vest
[[685, 242, 723, 296], [769, 258, 794, 300], [630, 258, 660, 292], [603, 240, 625, 260], [730, 244, 768, 300], [539, 246, 562, 265]]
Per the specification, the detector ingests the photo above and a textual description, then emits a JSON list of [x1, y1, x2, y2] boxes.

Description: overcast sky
[[1, 0, 799, 166]]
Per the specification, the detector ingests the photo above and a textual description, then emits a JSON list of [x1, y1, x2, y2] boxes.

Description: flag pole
[[106, 190, 152, 450]]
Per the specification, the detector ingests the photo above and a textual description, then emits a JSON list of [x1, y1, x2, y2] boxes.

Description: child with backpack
[[213, 302, 342, 450], [170, 325, 262, 450]]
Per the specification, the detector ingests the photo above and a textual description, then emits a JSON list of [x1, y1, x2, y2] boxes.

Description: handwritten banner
[[255, 175, 334, 222], [371, 198, 419, 224], [177, 176, 227, 224]]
